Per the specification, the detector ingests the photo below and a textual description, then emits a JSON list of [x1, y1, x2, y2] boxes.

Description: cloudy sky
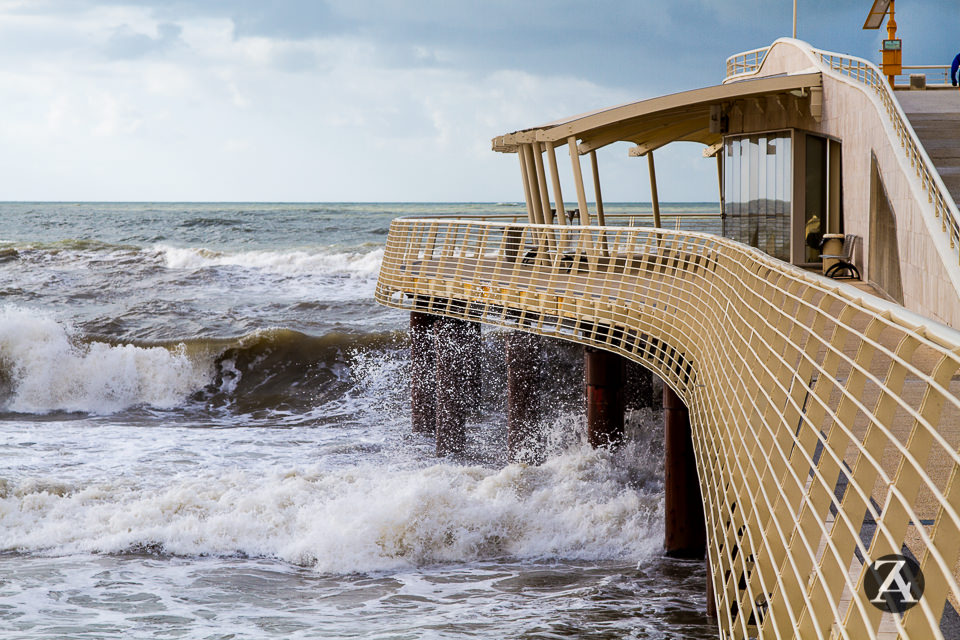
[[0, 0, 956, 202]]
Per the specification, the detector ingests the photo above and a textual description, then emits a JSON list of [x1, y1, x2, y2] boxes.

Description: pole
[[663, 384, 706, 557], [584, 346, 625, 448], [410, 311, 437, 433], [647, 152, 662, 228], [792, 0, 797, 39]]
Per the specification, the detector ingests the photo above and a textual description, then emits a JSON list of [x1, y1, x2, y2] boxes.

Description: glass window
[[722, 132, 792, 262]]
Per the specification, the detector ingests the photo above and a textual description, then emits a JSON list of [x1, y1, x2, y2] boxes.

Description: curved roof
[[491, 71, 822, 155]]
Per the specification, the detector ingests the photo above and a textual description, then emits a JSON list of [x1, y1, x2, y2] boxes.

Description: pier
[[376, 39, 960, 639]]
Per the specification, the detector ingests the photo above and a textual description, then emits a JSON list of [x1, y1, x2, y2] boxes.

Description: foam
[[0, 449, 663, 572], [0, 307, 209, 414], [157, 245, 384, 278]]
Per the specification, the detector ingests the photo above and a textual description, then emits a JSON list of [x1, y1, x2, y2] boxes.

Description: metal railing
[[376, 217, 960, 639], [725, 46, 770, 80], [893, 65, 953, 87], [813, 50, 960, 259]]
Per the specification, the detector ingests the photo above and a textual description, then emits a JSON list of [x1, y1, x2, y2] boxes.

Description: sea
[[0, 202, 719, 639]]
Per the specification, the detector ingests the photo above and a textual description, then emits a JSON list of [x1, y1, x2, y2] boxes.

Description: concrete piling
[[584, 346, 625, 448], [506, 331, 543, 462], [410, 312, 437, 434], [663, 385, 706, 558], [434, 316, 481, 457]]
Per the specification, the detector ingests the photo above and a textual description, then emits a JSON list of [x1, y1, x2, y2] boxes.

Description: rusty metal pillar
[[584, 346, 624, 448], [706, 556, 717, 619], [624, 359, 654, 410], [410, 312, 437, 434], [506, 331, 543, 462], [435, 316, 481, 457], [663, 385, 706, 558]]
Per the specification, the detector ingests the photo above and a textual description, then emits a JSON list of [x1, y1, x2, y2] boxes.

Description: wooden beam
[[531, 143, 554, 224], [522, 143, 545, 224], [648, 151, 662, 228], [545, 140, 567, 225], [568, 136, 590, 225], [518, 147, 535, 223], [589, 150, 606, 226]]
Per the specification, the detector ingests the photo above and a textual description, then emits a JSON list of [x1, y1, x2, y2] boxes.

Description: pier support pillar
[[624, 360, 654, 410], [506, 331, 543, 462], [435, 317, 481, 457], [663, 385, 706, 558], [584, 346, 624, 448], [410, 312, 437, 434]]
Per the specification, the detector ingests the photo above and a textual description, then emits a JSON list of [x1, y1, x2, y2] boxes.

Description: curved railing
[[725, 40, 960, 261], [376, 216, 960, 639]]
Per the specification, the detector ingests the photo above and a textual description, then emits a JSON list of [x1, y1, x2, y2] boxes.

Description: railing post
[[435, 316, 481, 457], [584, 346, 625, 448], [506, 331, 543, 462], [410, 311, 437, 434], [663, 384, 706, 558]]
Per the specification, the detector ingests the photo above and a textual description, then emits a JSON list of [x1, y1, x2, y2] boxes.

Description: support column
[[584, 346, 624, 448], [435, 317, 481, 457], [506, 331, 543, 462], [410, 311, 437, 434], [647, 151, 662, 228], [568, 136, 590, 225], [623, 359, 654, 411], [663, 385, 706, 558]]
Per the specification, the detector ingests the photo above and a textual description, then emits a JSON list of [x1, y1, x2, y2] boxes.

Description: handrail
[[724, 40, 960, 265], [725, 46, 771, 81], [376, 215, 960, 639]]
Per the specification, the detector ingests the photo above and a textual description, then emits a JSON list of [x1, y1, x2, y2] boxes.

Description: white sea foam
[[0, 449, 662, 571], [157, 245, 384, 278], [0, 307, 208, 414]]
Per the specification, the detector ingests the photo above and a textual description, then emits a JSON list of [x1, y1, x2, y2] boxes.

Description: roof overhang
[[491, 71, 823, 155]]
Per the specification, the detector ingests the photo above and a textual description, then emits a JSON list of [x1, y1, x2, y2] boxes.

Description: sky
[[0, 0, 956, 202]]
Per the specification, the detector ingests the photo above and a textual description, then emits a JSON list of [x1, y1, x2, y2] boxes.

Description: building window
[[722, 132, 792, 262]]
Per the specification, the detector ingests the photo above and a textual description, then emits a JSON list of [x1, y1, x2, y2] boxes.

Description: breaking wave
[[0, 449, 663, 572]]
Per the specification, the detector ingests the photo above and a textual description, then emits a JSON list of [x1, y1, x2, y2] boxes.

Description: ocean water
[[0, 202, 719, 639]]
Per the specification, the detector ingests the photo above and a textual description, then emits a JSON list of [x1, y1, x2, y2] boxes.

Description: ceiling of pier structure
[[491, 72, 823, 156]]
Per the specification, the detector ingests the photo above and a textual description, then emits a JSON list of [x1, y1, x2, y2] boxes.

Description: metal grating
[[376, 217, 960, 639]]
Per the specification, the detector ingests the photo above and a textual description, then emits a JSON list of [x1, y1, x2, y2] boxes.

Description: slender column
[[584, 346, 624, 448], [663, 385, 706, 557], [647, 151, 662, 228], [519, 149, 536, 223], [522, 144, 545, 224], [589, 150, 605, 226], [532, 143, 554, 224], [410, 311, 437, 433], [545, 141, 567, 225], [568, 136, 590, 225], [623, 359, 654, 411], [706, 555, 717, 619], [435, 317, 481, 457], [506, 331, 543, 462]]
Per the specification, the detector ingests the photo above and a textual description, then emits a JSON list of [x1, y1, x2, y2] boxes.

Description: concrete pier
[[410, 312, 437, 434], [584, 346, 625, 448], [506, 331, 542, 462], [663, 385, 706, 558], [434, 316, 481, 456]]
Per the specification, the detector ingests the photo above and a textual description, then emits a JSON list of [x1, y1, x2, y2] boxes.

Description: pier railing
[[376, 216, 960, 639]]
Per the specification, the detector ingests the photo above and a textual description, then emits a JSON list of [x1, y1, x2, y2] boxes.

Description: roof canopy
[[491, 72, 823, 155]]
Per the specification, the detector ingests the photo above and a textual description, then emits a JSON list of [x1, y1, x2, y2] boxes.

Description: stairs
[[897, 90, 960, 204]]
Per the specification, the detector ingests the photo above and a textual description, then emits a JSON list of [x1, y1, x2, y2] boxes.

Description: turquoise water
[[0, 202, 718, 638]]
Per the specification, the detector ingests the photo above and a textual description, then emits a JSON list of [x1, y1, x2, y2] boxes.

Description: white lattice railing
[[377, 217, 960, 639]]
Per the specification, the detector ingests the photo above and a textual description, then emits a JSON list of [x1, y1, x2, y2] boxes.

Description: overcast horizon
[[1, 1, 957, 202]]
